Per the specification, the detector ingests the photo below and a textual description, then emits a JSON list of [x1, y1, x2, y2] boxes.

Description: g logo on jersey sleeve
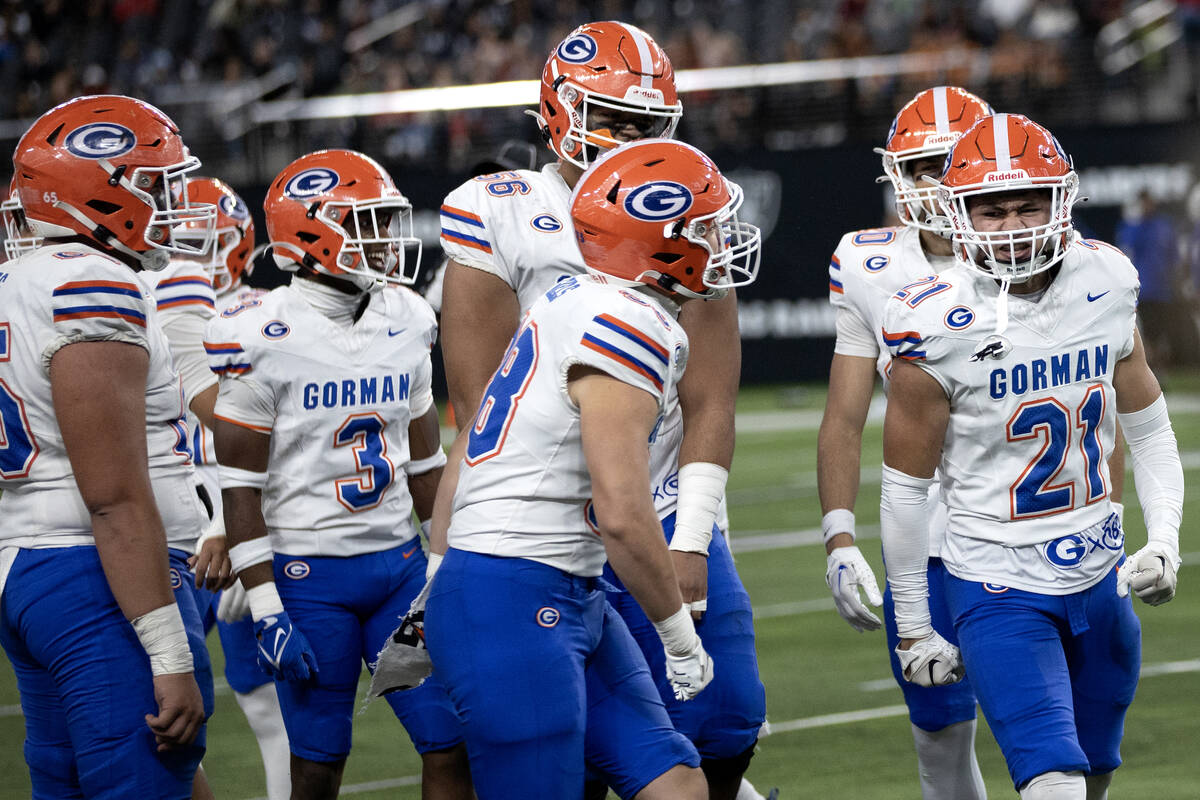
[[284, 168, 340, 199], [530, 214, 563, 233], [261, 320, 291, 340], [944, 305, 975, 330], [863, 255, 890, 272], [65, 124, 136, 159], [624, 182, 693, 221], [557, 34, 598, 63]]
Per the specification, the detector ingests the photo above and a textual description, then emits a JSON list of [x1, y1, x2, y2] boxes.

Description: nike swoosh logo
[[388, 328, 406, 337], [1087, 291, 1109, 302], [402, 546, 419, 559]]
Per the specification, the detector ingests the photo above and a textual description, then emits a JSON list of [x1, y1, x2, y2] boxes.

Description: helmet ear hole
[[605, 181, 621, 205], [651, 252, 683, 264]]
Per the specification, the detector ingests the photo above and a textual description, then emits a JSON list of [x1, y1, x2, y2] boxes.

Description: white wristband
[[229, 537, 274, 574], [218, 464, 269, 489], [131, 603, 194, 676], [822, 508, 856, 545], [406, 448, 447, 476], [669, 462, 727, 555], [652, 605, 700, 657], [196, 513, 226, 549], [246, 582, 285, 623], [426, 551, 443, 582]]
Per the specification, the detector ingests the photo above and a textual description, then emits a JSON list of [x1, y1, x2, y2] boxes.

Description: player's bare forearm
[[441, 260, 521, 429], [430, 429, 469, 556], [407, 405, 444, 521], [50, 341, 176, 619], [676, 290, 739, 469], [575, 369, 685, 621], [818, 354, 878, 547], [213, 419, 273, 589]]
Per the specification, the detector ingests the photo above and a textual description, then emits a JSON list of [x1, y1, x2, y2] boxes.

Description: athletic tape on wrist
[[229, 537, 274, 574], [246, 582, 285, 623], [426, 551, 443, 582], [218, 464, 269, 489], [406, 448, 447, 476], [669, 463, 727, 555], [131, 603, 194, 676], [822, 508, 856, 545], [652, 605, 700, 656]]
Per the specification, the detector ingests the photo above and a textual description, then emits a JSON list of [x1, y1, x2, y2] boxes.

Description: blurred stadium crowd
[[4, 1, 1200, 164]]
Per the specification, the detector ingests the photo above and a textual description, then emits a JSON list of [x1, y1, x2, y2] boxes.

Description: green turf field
[[2, 377, 1197, 798]]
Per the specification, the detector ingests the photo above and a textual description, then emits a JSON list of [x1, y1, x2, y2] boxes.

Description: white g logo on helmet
[[623, 182, 694, 222], [556, 33, 598, 64], [64, 123, 137, 159], [219, 194, 249, 221], [284, 168, 340, 199]]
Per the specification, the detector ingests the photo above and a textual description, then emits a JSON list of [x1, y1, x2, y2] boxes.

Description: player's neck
[[292, 275, 367, 326], [557, 160, 584, 189], [918, 227, 953, 258]]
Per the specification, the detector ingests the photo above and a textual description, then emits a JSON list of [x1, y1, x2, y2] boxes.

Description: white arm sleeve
[[1117, 394, 1184, 548], [880, 465, 936, 639], [410, 354, 435, 418], [214, 376, 276, 431], [159, 309, 218, 406], [833, 304, 880, 358]]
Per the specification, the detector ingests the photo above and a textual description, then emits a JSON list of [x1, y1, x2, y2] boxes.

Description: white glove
[[825, 545, 883, 632], [665, 639, 714, 701], [1117, 543, 1180, 606], [217, 579, 250, 623], [653, 605, 715, 701], [895, 631, 964, 688]]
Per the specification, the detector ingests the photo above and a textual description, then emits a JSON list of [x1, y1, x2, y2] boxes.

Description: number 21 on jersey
[[1008, 385, 1107, 519], [466, 320, 539, 465]]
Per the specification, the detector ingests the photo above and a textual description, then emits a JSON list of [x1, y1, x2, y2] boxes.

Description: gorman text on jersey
[[988, 345, 1109, 400], [302, 373, 410, 410]]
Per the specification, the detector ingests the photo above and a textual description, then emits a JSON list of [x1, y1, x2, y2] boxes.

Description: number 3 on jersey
[[334, 412, 394, 511], [1, 323, 39, 479], [466, 321, 539, 465]]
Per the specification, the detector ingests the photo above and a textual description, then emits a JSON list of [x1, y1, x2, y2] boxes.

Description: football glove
[[664, 638, 715, 702], [368, 580, 434, 699], [825, 545, 884, 632], [1117, 543, 1180, 606], [216, 579, 250, 623], [895, 631, 964, 688], [254, 611, 318, 683]]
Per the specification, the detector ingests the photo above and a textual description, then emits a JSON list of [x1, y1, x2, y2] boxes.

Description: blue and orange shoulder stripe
[[440, 204, 492, 254], [880, 327, 925, 360], [204, 339, 252, 375], [51, 279, 147, 328], [829, 253, 843, 294], [155, 274, 215, 311], [579, 313, 669, 391]]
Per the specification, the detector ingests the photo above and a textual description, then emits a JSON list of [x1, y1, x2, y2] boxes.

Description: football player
[[436, 22, 768, 800], [0, 94, 214, 796], [425, 137, 758, 800], [817, 86, 992, 800], [880, 114, 1184, 800], [137, 176, 291, 800], [209, 149, 471, 800], [2, 178, 42, 260]]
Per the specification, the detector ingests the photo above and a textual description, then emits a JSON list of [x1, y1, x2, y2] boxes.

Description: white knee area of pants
[[736, 778, 766, 800], [1085, 772, 1112, 800], [1019, 771, 1086, 800], [234, 683, 292, 800], [910, 719, 986, 800]]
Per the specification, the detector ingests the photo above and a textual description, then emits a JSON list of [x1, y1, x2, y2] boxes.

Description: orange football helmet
[[877, 86, 992, 233], [936, 113, 1078, 283], [2, 177, 42, 260], [179, 177, 255, 295], [264, 149, 421, 292], [570, 139, 760, 300], [12, 94, 215, 271], [530, 21, 682, 170]]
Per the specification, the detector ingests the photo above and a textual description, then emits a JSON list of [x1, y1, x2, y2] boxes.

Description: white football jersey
[[441, 165, 693, 523], [882, 238, 1138, 593], [206, 283, 437, 557], [0, 243, 206, 551], [829, 225, 952, 553], [449, 276, 688, 577]]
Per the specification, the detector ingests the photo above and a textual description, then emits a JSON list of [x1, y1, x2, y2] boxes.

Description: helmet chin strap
[[52, 200, 169, 271]]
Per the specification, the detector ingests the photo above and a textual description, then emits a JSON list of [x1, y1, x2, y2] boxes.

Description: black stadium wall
[[237, 121, 1200, 387]]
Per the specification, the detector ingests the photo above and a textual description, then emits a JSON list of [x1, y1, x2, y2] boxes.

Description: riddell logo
[[923, 133, 957, 146], [623, 86, 665, 104], [985, 170, 1029, 182]]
